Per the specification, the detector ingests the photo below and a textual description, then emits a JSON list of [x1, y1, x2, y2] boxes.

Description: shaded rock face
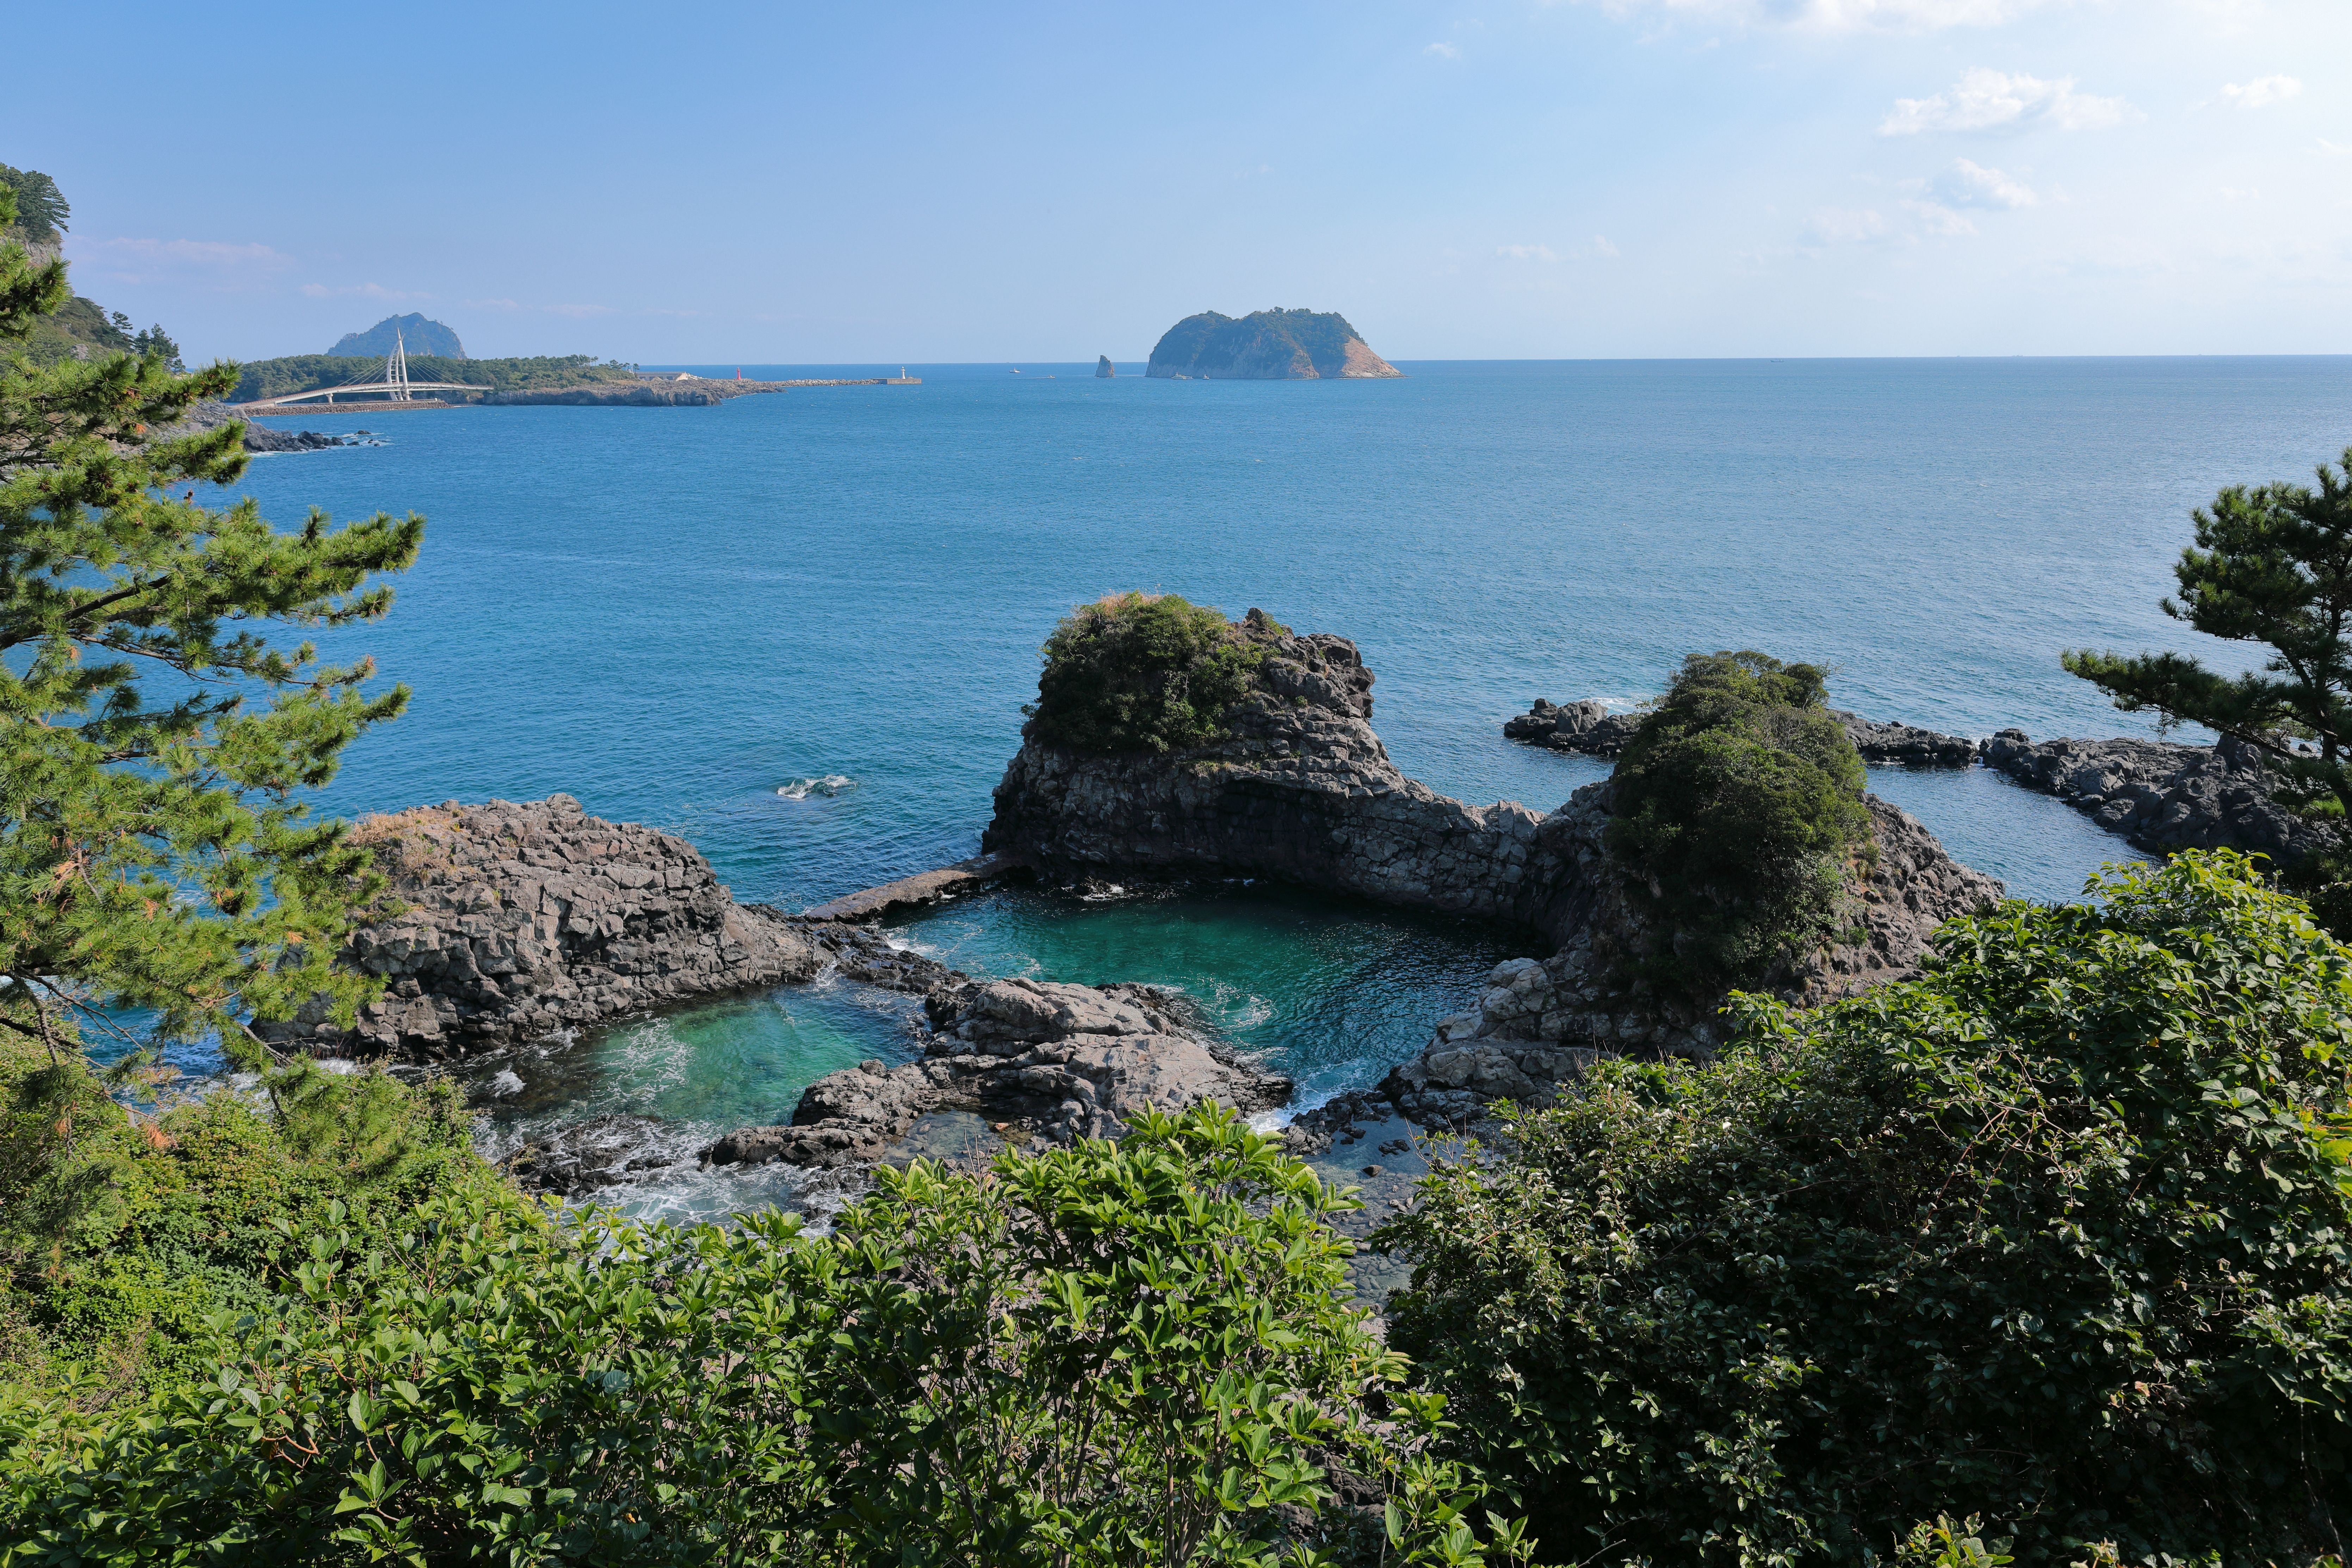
[[1145, 309, 1401, 380], [505, 1113, 683, 1197], [1377, 793, 2003, 1126], [256, 795, 823, 1060], [1981, 730, 2316, 864], [985, 616, 2003, 1129], [985, 614, 1573, 933], [706, 975, 1290, 1171], [1096, 355, 1115, 378], [1506, 698, 1974, 766]]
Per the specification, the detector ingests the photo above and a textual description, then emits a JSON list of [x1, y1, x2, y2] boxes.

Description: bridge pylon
[[385, 328, 412, 403]]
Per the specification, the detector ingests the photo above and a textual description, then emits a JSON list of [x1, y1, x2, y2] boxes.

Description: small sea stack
[[1096, 355, 1115, 378]]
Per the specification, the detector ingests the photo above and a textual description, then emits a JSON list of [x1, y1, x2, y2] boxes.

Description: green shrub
[[0, 1034, 500, 1401], [1379, 851, 2352, 1566], [2, 1105, 1534, 1567], [1025, 593, 1268, 755], [1604, 650, 1872, 993]]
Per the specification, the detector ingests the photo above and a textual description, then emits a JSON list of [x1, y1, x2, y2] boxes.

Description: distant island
[[331, 313, 466, 359], [1145, 308, 1399, 380]]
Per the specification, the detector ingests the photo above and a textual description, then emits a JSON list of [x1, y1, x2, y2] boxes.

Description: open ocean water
[[226, 357, 2352, 1218]]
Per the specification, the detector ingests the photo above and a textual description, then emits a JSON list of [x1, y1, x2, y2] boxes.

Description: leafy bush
[[2, 1105, 1534, 1567], [1605, 650, 1872, 992], [1025, 593, 1268, 755], [1379, 852, 2352, 1566], [0, 1033, 497, 1401]]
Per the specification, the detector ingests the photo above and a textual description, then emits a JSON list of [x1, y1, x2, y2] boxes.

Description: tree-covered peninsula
[[1145, 308, 1401, 379]]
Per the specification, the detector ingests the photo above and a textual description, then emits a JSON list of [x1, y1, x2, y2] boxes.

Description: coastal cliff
[[255, 795, 823, 1059], [984, 612, 2001, 1079], [1145, 309, 1400, 380]]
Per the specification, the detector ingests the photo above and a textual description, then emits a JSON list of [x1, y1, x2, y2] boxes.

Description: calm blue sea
[[227, 357, 2352, 1215]]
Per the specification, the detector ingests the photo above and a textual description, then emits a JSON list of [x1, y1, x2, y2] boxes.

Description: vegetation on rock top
[[1025, 592, 1270, 755], [2065, 443, 2352, 935], [1604, 650, 1874, 994]]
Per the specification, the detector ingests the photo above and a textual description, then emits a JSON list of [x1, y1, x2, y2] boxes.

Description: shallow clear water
[[214, 357, 2348, 1216]]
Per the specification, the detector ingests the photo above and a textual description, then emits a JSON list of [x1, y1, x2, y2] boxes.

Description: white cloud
[[464, 297, 522, 310], [1941, 156, 2039, 207], [2219, 74, 2301, 109], [1879, 68, 2133, 135], [2321, 138, 2352, 157], [1809, 206, 1890, 243], [301, 281, 433, 302], [1561, 0, 2067, 32], [1580, 235, 1622, 258], [72, 236, 292, 287], [1902, 199, 1978, 235], [1498, 243, 1560, 261], [545, 302, 617, 318], [1423, 41, 1459, 57]]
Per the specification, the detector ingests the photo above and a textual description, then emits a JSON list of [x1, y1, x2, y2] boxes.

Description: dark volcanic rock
[[1374, 792, 2001, 1126], [1096, 355, 1115, 378], [1503, 699, 1642, 756], [505, 1113, 680, 1196], [985, 613, 2002, 1128], [256, 795, 823, 1060], [241, 426, 355, 454], [1981, 730, 2316, 862], [985, 611, 1570, 930], [1505, 698, 1973, 766], [706, 975, 1291, 1171]]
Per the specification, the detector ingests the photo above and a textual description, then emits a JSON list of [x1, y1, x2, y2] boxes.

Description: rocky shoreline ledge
[[278, 622, 2315, 1205], [1507, 698, 2315, 865]]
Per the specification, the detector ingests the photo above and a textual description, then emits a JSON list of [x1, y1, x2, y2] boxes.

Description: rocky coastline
[[1506, 697, 1976, 766], [254, 794, 825, 1059], [281, 620, 2305, 1202], [1507, 699, 2315, 866]]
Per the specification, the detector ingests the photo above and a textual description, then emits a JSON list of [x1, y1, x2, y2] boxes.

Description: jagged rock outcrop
[[985, 612, 1570, 932], [988, 614, 2003, 1134], [1145, 309, 1401, 380], [1096, 355, 1115, 378], [1373, 792, 2001, 1127], [706, 975, 1290, 1170], [241, 426, 359, 454], [1980, 730, 2316, 862], [1506, 698, 1974, 766], [255, 795, 823, 1059]]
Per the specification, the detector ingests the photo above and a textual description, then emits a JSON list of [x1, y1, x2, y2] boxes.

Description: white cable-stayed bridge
[[235, 328, 480, 410]]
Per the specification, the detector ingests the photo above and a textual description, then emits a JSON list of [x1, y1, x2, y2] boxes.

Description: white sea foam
[[776, 775, 856, 800], [488, 1069, 526, 1098]]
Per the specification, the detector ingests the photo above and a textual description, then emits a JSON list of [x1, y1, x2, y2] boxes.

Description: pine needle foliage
[[2063, 445, 2352, 929], [1380, 852, 2352, 1567], [0, 184, 423, 1072], [1604, 651, 1872, 994], [1025, 592, 1268, 755]]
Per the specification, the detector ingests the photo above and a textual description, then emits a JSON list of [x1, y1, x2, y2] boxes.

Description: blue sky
[[7, 1, 2347, 362]]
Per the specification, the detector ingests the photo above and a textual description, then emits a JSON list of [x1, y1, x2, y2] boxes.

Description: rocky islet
[[279, 612, 2301, 1197]]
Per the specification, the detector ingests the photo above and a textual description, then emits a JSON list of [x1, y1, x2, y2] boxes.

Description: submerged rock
[[505, 1112, 680, 1196], [255, 795, 823, 1060], [706, 975, 1290, 1171]]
